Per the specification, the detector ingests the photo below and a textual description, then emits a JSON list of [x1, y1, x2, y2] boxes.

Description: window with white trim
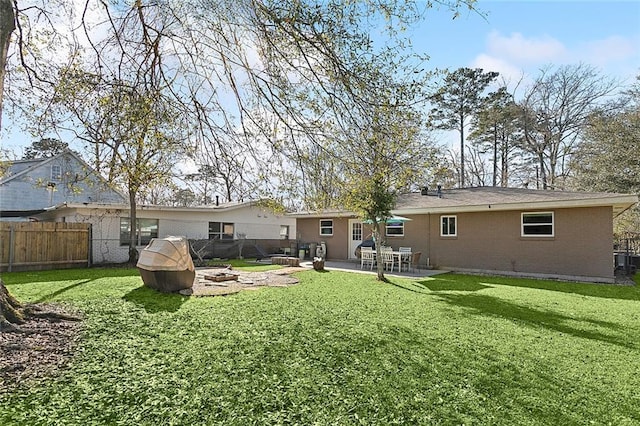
[[280, 225, 289, 239], [320, 219, 333, 236], [521, 212, 554, 237], [51, 164, 62, 181], [209, 222, 234, 240], [385, 220, 404, 236], [441, 215, 457, 237], [120, 218, 158, 246]]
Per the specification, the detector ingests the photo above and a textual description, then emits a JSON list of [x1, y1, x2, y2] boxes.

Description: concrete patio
[[298, 259, 448, 279]]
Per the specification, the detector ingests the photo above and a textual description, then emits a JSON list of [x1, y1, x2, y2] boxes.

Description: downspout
[[426, 214, 431, 268]]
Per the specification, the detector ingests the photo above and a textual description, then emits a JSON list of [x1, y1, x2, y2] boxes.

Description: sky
[[2, 0, 639, 154], [412, 0, 639, 87]]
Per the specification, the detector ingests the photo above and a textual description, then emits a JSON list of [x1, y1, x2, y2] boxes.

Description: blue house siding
[[0, 151, 126, 212]]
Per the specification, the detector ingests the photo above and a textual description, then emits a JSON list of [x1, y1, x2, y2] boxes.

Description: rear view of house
[[35, 200, 296, 265], [291, 187, 638, 283]]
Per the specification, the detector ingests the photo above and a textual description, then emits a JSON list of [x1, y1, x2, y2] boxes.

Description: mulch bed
[[1, 303, 83, 393]]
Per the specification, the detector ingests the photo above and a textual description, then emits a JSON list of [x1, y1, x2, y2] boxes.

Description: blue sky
[[411, 0, 639, 86], [2, 0, 639, 153]]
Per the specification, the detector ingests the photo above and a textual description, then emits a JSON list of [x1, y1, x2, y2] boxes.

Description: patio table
[[371, 250, 412, 272]]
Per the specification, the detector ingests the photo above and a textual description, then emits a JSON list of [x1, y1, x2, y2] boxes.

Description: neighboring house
[[290, 187, 639, 283], [35, 200, 296, 264], [0, 150, 126, 216]]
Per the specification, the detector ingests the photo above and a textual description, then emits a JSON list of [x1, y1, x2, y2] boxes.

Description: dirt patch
[[179, 267, 305, 296], [0, 303, 83, 393]]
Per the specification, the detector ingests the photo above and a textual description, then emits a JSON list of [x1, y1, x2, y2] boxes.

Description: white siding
[[43, 203, 296, 264]]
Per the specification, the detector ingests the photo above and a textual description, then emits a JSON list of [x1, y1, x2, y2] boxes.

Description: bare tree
[[6, 0, 479, 271], [571, 75, 640, 233], [517, 64, 618, 190]]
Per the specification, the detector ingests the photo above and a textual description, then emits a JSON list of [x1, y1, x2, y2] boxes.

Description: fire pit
[[204, 273, 239, 282]]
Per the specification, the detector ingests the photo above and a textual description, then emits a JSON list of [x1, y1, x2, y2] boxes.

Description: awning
[[363, 215, 412, 224], [0, 209, 46, 218]]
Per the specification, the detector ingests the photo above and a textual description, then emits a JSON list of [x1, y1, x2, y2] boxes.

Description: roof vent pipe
[[216, 195, 219, 206], [437, 185, 442, 198], [421, 186, 429, 196]]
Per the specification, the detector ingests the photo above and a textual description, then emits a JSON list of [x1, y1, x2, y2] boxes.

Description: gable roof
[[290, 187, 638, 218], [1, 149, 127, 202], [0, 158, 43, 179], [2, 150, 82, 184]]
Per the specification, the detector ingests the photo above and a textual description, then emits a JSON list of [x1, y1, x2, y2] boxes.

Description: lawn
[[2, 267, 640, 425]]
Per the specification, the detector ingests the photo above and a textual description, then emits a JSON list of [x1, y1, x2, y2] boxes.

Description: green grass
[[2, 268, 640, 425], [224, 258, 283, 271]]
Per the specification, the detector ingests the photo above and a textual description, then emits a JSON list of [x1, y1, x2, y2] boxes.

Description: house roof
[[289, 187, 639, 218], [1, 150, 81, 184], [0, 150, 127, 200], [42, 199, 269, 214]]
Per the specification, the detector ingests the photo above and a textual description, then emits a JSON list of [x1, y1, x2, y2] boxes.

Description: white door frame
[[348, 219, 363, 260]]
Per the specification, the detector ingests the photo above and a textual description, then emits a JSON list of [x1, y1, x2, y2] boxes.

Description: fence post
[[88, 224, 93, 268], [8, 223, 15, 273], [626, 238, 631, 275]]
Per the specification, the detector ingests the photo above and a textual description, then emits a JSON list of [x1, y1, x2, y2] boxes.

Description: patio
[[299, 259, 448, 278]]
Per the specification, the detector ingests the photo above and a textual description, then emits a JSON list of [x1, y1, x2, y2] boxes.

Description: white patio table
[[371, 250, 412, 272]]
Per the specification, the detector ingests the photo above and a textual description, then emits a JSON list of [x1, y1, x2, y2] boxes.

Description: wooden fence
[[0, 222, 91, 272]]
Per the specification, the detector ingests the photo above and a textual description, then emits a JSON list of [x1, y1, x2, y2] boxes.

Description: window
[[209, 222, 234, 240], [280, 225, 289, 239], [441, 215, 457, 237], [385, 221, 404, 236], [51, 165, 62, 181], [320, 219, 333, 236], [521, 212, 554, 237], [120, 218, 158, 246], [352, 222, 363, 241]]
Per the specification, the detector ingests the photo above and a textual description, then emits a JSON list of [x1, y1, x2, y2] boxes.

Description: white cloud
[[466, 31, 569, 88], [579, 35, 638, 66], [470, 54, 524, 85], [470, 30, 639, 89], [485, 31, 567, 64]]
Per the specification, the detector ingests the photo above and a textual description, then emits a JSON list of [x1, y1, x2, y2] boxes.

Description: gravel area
[[178, 267, 304, 296]]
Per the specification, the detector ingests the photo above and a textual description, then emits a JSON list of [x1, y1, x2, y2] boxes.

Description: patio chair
[[360, 247, 375, 270], [410, 251, 422, 272], [381, 249, 395, 272], [399, 247, 412, 272]]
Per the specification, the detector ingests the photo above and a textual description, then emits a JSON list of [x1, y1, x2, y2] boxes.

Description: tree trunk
[[128, 189, 139, 264], [373, 222, 386, 281], [1, 279, 25, 332], [459, 111, 465, 187], [0, 3, 21, 332], [538, 152, 547, 190], [0, 0, 16, 130], [492, 123, 498, 187]]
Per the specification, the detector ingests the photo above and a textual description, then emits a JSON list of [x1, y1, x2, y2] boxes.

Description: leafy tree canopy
[[22, 138, 69, 159]]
